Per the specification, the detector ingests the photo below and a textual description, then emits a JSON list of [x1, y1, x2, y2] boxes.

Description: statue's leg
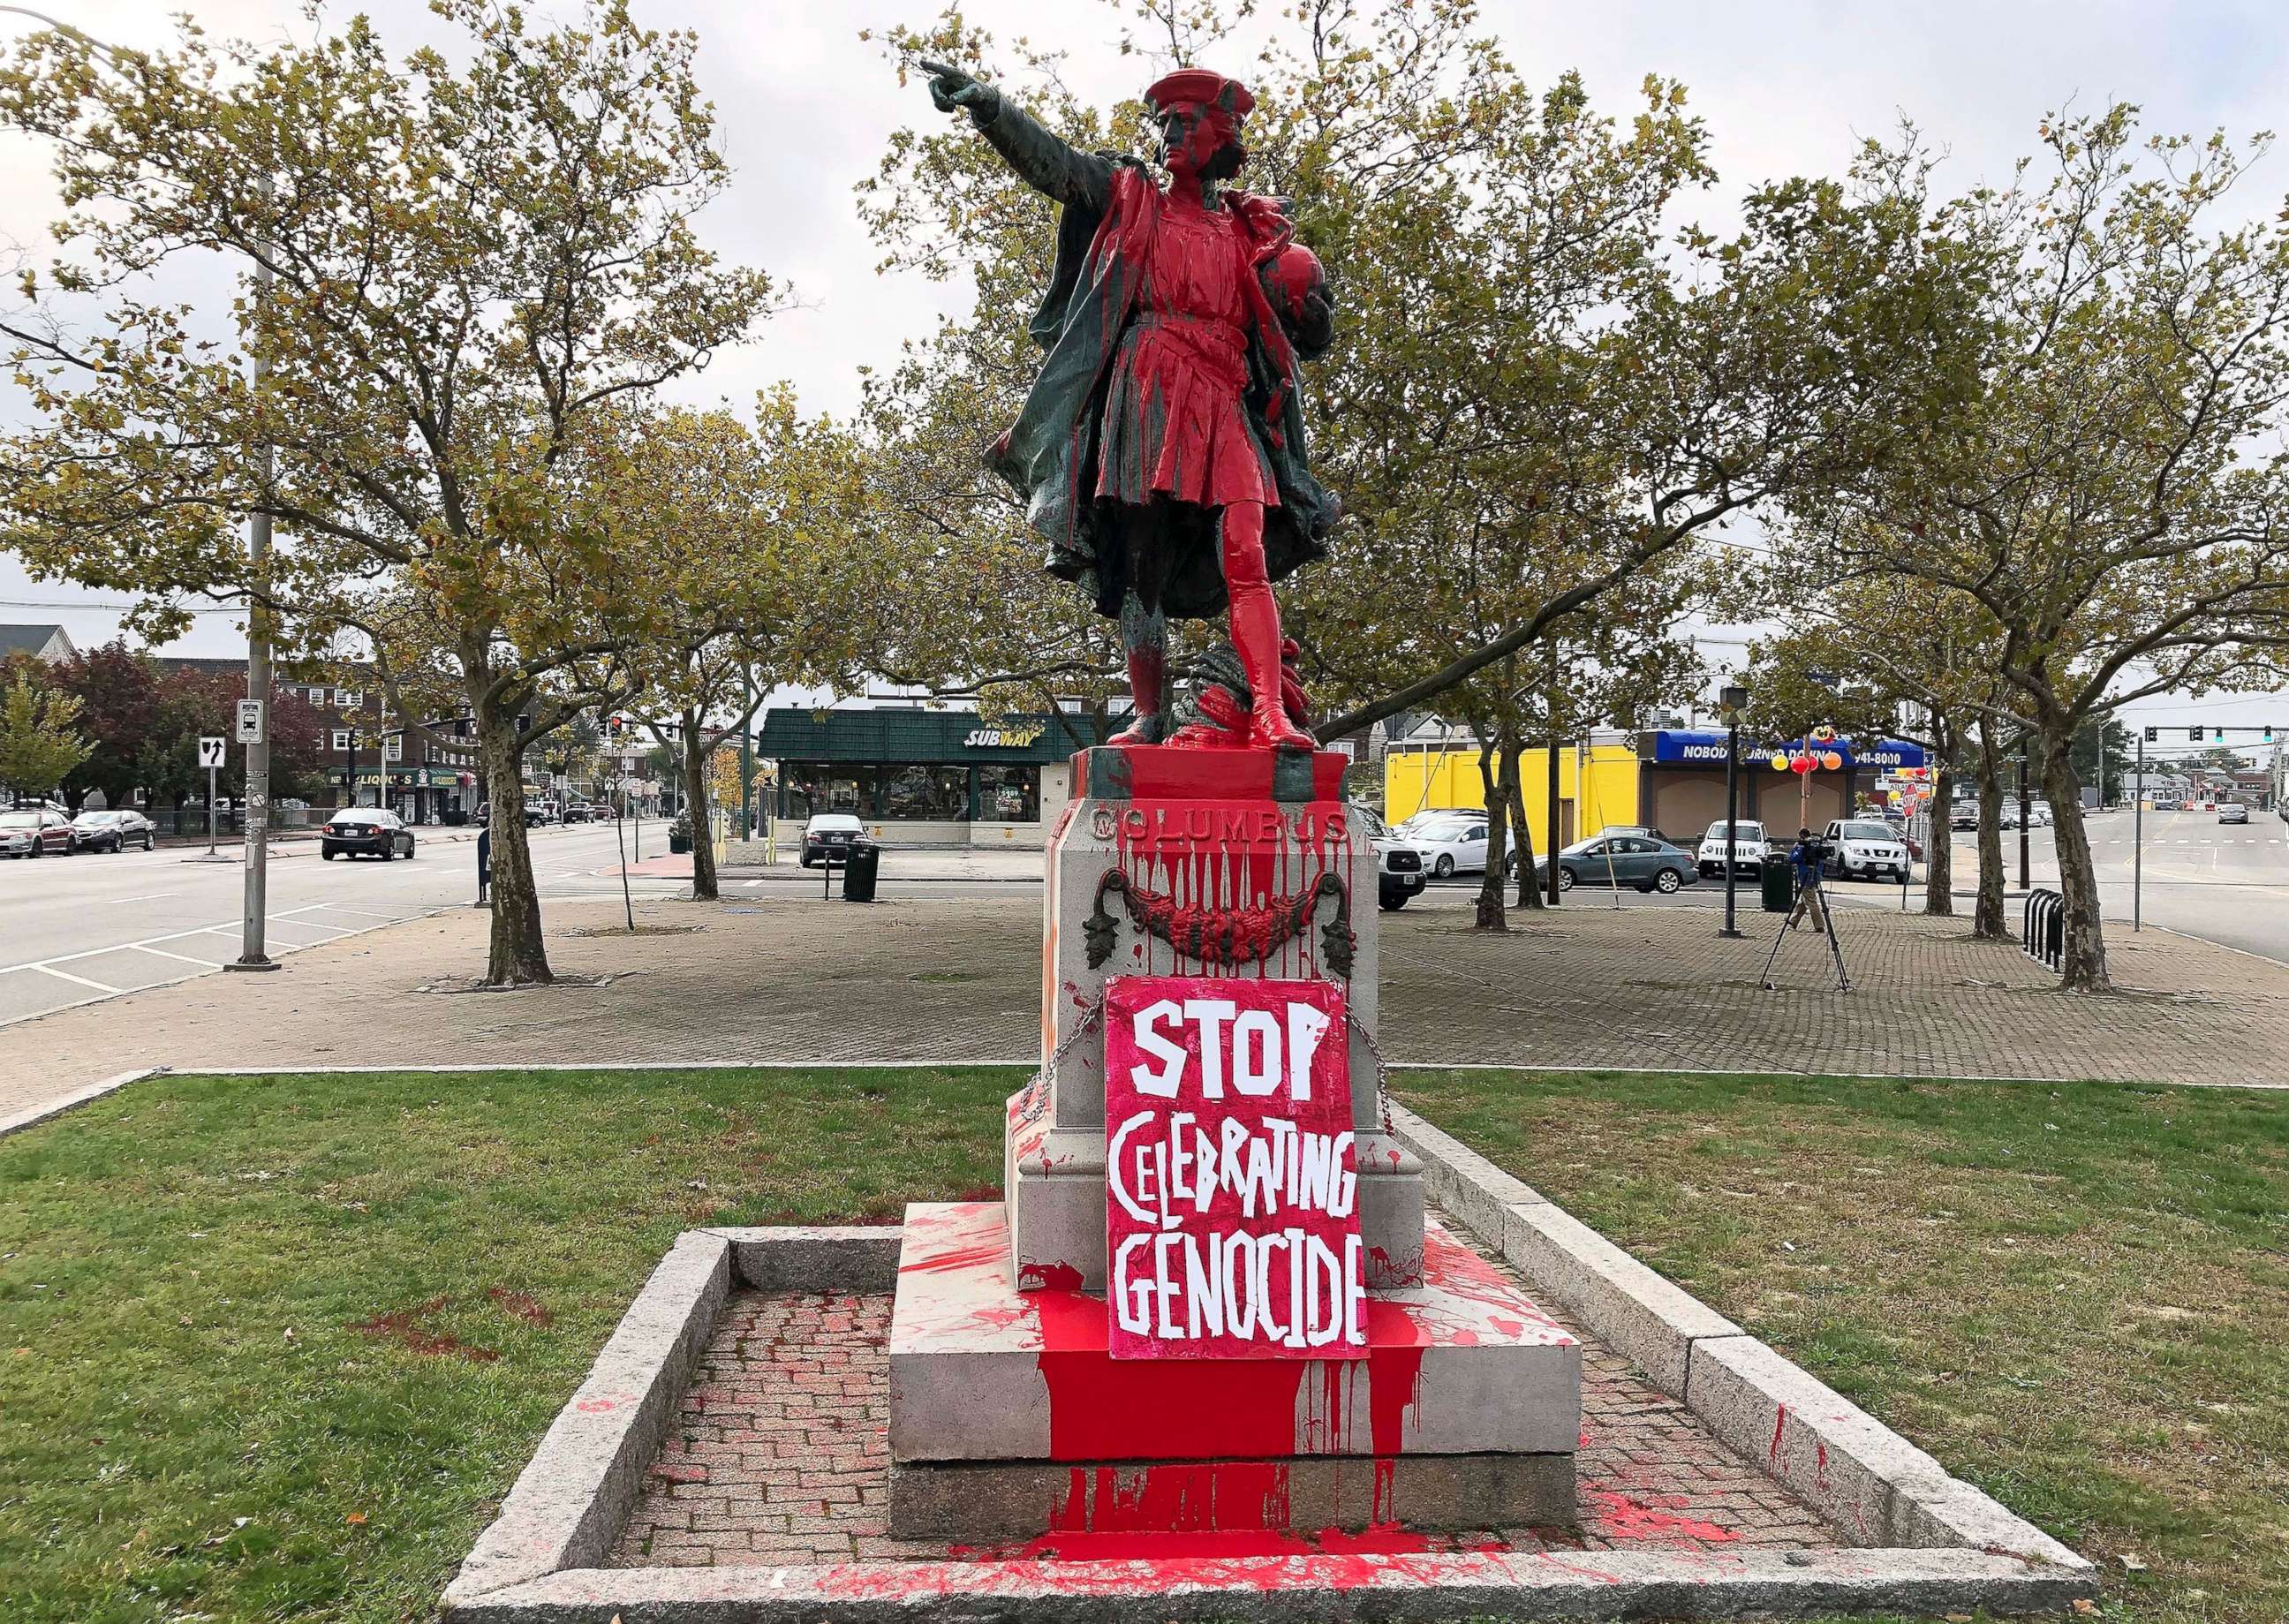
[[1107, 587, 1168, 745], [1222, 502, 1315, 751]]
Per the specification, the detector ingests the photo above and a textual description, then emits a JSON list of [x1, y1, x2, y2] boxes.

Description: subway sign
[[1645, 731, 1927, 770]]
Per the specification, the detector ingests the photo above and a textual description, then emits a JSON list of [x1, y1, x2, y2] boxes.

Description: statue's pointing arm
[[918, 59, 1114, 215]]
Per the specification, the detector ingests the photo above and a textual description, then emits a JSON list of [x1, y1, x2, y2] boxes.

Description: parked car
[[801, 812, 867, 867], [320, 807, 417, 861], [1409, 814, 1489, 879], [1696, 818, 1770, 879], [72, 808, 156, 852], [1355, 805, 1427, 910], [1822, 819, 1911, 882], [1537, 833, 1697, 895], [2025, 802, 2052, 828], [0, 805, 77, 857], [2220, 802, 2250, 824]]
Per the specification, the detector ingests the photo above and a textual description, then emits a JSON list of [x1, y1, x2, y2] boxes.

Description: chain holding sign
[[1104, 976, 1364, 1361]]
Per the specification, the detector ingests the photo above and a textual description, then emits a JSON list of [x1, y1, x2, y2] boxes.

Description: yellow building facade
[[1383, 743, 1643, 855]]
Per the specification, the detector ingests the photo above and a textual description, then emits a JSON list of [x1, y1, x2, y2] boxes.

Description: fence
[[2021, 888, 2064, 972]]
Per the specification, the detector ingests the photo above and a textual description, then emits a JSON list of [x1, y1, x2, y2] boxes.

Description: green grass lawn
[[0, 1067, 1009, 1624], [1399, 1069, 2289, 1624], [2, 1066, 2279, 1623]]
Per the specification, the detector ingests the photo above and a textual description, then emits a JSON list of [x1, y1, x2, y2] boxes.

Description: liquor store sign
[[1102, 977, 1365, 1361]]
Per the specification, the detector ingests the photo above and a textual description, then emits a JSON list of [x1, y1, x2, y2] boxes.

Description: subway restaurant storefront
[[759, 708, 1104, 849]]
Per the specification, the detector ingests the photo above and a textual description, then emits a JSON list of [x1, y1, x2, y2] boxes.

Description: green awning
[[757, 708, 1099, 766]]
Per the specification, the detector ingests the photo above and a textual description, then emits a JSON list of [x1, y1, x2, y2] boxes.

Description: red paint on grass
[[349, 1294, 499, 1363], [487, 1287, 553, 1326]]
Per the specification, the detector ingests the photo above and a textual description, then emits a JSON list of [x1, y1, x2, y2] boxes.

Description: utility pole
[[229, 193, 278, 972], [1545, 638, 1562, 907], [2133, 729, 2144, 933], [2017, 734, 2031, 891], [740, 665, 756, 842], [1719, 683, 1748, 938]]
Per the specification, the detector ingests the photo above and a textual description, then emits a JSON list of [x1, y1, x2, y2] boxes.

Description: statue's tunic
[[973, 99, 1337, 621], [1096, 204, 1278, 514]]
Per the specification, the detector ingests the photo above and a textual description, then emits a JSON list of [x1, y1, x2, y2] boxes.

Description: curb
[[0, 1067, 160, 1138], [1385, 1100, 2092, 1578]]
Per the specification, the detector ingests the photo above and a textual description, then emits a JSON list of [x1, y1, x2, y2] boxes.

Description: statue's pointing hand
[[918, 58, 997, 120]]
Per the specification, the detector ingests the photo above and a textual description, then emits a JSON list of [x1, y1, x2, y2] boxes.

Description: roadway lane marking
[[300, 903, 416, 922], [30, 963, 121, 993], [129, 944, 228, 970], [101, 891, 180, 905]]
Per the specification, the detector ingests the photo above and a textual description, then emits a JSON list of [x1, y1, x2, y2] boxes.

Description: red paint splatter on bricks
[[1581, 1488, 1741, 1545]]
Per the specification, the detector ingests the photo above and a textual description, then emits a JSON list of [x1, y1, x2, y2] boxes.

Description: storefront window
[[978, 763, 1040, 822], [878, 764, 969, 820], [782, 763, 876, 820]]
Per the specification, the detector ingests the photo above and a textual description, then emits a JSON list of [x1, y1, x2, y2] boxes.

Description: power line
[[0, 597, 246, 615]]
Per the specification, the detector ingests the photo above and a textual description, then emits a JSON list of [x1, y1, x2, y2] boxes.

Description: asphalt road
[[0, 821, 693, 1031], [1949, 805, 2289, 962], [1403, 806, 2289, 962]]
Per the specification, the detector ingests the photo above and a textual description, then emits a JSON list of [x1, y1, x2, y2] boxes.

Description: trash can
[[842, 840, 880, 903], [1761, 860, 1794, 913]]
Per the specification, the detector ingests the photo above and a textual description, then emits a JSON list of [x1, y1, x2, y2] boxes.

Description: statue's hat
[[1144, 67, 1254, 122]]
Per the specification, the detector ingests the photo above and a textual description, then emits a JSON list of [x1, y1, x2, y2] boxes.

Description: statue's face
[[1155, 102, 1231, 178]]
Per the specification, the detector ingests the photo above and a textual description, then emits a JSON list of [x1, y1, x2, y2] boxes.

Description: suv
[[1822, 819, 1908, 881], [1696, 819, 1768, 879], [1355, 806, 1427, 911]]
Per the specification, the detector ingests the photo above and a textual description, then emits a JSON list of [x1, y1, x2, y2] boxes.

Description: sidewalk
[[719, 846, 1044, 883], [4, 891, 2286, 1127]]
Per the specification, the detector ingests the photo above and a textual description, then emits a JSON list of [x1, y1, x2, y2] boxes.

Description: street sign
[[235, 699, 265, 744], [198, 736, 226, 769]]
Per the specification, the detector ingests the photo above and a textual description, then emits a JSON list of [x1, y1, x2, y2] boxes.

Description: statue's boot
[[1217, 501, 1314, 751], [1106, 641, 1166, 745]]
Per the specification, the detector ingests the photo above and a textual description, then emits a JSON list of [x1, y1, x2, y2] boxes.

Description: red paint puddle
[[1581, 1488, 1741, 1545], [1016, 1259, 1083, 1291]]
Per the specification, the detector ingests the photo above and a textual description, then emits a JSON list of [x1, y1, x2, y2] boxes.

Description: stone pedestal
[[887, 1203, 1579, 1539], [888, 744, 1580, 1542], [1006, 746, 1425, 1295]]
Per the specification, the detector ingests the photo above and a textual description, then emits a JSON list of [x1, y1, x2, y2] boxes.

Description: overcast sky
[[3, 1, 2286, 747]]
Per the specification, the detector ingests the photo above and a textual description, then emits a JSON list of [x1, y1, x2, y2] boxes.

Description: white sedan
[[1409, 816, 1490, 879]]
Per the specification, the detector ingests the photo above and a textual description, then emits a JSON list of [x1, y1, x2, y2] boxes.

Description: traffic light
[[2267, 724, 2276, 743], [2144, 726, 2157, 743], [2215, 728, 2226, 743], [2189, 728, 2204, 742]]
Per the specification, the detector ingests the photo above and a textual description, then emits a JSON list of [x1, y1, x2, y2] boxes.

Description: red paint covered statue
[[919, 59, 1339, 752]]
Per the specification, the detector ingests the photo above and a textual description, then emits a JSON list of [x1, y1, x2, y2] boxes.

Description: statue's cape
[[986, 162, 1337, 619]]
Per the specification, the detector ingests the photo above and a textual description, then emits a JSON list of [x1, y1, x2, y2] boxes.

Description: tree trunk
[[1507, 744, 1541, 909], [1923, 724, 1953, 916], [1475, 736, 1509, 931], [1973, 717, 2006, 940], [2040, 729, 2110, 992], [480, 712, 553, 986], [684, 719, 718, 903]]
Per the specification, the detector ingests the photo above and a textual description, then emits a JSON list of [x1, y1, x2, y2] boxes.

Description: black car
[[801, 812, 866, 866], [71, 809, 157, 852], [321, 808, 417, 860]]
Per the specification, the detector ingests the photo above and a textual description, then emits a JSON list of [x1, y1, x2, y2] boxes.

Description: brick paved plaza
[[3, 889, 2284, 1128], [612, 1257, 1838, 1567]]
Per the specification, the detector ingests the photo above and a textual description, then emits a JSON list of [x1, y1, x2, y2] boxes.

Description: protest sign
[[1102, 976, 1364, 1360]]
